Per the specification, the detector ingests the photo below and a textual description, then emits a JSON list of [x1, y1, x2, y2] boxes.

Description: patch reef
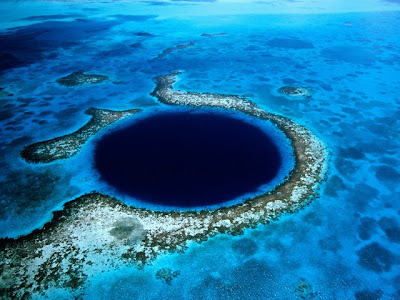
[[1, 71, 327, 298], [278, 86, 314, 98], [56, 71, 109, 86]]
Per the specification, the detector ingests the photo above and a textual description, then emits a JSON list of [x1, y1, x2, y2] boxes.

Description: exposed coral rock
[[56, 71, 109, 86], [21, 108, 141, 163], [151, 70, 265, 115]]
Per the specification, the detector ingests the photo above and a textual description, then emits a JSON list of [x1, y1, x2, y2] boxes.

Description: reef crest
[[21, 108, 140, 163]]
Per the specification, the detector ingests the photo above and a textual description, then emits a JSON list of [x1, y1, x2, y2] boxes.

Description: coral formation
[[294, 278, 318, 299], [0, 87, 14, 97], [278, 86, 314, 98], [155, 268, 180, 285], [56, 71, 109, 86], [201, 33, 227, 37], [21, 108, 140, 163], [155, 42, 195, 59], [1, 71, 327, 298]]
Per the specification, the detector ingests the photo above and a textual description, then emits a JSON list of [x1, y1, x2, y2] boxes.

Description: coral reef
[[109, 217, 145, 246], [201, 33, 227, 37], [1, 71, 327, 298], [267, 38, 314, 49], [21, 108, 140, 163], [134, 32, 155, 37], [155, 42, 195, 59], [151, 71, 264, 114], [357, 242, 398, 272], [278, 86, 314, 98], [294, 278, 318, 299], [56, 71, 109, 86], [0, 87, 14, 97], [155, 268, 180, 285]]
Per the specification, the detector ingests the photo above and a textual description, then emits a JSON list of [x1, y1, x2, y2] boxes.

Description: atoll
[[21, 108, 140, 163], [56, 70, 109, 86], [278, 86, 314, 98], [1, 71, 327, 298]]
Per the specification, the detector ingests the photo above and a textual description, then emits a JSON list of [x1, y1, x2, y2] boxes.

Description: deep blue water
[[1, 0, 400, 299], [95, 110, 283, 207]]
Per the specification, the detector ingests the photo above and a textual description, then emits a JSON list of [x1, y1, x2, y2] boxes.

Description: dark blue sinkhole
[[94, 110, 286, 208]]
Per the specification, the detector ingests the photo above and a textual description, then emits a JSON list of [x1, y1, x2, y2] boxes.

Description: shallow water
[[1, 0, 400, 299]]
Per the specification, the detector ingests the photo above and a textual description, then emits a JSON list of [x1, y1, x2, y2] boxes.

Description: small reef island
[[0, 71, 327, 298]]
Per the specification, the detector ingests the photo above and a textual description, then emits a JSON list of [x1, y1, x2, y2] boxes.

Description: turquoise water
[[1, 0, 400, 299]]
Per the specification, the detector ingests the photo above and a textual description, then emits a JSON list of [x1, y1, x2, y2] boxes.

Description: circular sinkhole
[[94, 109, 293, 208]]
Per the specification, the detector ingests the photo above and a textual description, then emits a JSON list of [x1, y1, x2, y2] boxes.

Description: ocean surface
[[0, 0, 400, 299]]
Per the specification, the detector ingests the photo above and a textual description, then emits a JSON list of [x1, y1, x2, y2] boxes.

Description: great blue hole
[[94, 110, 284, 208]]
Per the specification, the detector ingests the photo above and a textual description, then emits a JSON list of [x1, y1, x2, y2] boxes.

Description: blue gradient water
[[94, 109, 288, 208], [0, 1, 399, 299]]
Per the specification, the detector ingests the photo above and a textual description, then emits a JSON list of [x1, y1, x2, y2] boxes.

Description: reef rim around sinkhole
[[93, 107, 295, 210], [3, 71, 328, 299]]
